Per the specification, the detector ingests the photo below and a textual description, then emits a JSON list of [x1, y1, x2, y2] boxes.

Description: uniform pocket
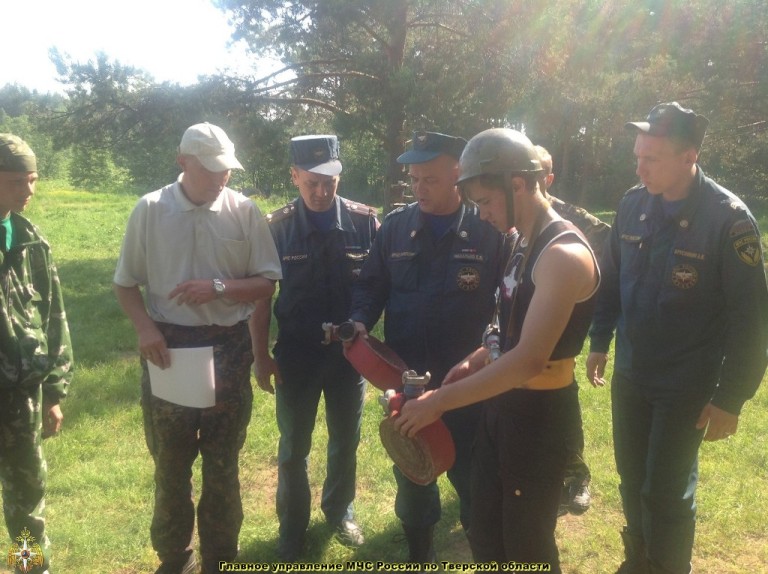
[[389, 253, 418, 291]]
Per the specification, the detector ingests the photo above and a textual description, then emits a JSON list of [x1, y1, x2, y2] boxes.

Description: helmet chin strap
[[503, 172, 516, 232]]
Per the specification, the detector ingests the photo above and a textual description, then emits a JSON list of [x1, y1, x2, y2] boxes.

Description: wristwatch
[[212, 278, 226, 296]]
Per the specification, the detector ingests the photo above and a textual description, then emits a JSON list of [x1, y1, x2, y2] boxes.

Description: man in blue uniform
[[586, 103, 768, 574], [251, 135, 378, 561], [349, 131, 502, 561]]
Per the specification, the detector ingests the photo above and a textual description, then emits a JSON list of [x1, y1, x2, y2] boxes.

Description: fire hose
[[322, 322, 456, 485]]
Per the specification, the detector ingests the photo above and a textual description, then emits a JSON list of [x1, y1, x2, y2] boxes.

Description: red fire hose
[[322, 322, 456, 485]]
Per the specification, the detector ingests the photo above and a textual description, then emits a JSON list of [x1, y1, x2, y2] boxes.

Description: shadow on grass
[[238, 519, 412, 565], [237, 493, 469, 565]]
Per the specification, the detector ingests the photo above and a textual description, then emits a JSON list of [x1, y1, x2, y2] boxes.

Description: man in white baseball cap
[[178, 122, 244, 172], [114, 122, 281, 574]]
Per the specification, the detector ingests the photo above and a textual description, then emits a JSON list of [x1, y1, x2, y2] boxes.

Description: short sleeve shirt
[[114, 178, 282, 326]]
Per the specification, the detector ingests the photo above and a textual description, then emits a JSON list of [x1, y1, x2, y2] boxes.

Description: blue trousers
[[612, 373, 707, 574], [394, 402, 482, 531], [274, 342, 366, 546]]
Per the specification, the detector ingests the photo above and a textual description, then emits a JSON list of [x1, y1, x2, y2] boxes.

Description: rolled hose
[[378, 391, 456, 486]]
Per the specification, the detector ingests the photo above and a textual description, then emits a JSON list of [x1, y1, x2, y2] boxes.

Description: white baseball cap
[[179, 122, 243, 171]]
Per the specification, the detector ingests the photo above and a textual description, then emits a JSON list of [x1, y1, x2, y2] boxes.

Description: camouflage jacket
[[0, 213, 72, 402], [547, 193, 611, 260]]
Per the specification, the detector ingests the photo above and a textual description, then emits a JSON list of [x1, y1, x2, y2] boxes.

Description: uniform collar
[[0, 213, 41, 265], [410, 202, 473, 242], [295, 195, 355, 236]]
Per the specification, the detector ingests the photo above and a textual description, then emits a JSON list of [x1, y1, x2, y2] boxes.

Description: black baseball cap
[[626, 102, 709, 150], [397, 131, 467, 164]]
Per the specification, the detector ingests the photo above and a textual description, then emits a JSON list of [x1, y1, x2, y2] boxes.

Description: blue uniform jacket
[[267, 195, 378, 348], [589, 167, 768, 413], [350, 202, 502, 386]]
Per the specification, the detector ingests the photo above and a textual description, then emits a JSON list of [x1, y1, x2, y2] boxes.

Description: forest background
[[1, 0, 767, 213]]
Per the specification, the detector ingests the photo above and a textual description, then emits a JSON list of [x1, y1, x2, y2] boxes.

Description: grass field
[[3, 182, 767, 573]]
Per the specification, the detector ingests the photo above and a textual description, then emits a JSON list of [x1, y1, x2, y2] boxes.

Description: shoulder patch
[[266, 203, 296, 224], [342, 198, 378, 217], [733, 235, 762, 267]]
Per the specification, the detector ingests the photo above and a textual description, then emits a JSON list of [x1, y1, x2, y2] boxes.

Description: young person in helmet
[[394, 128, 600, 570]]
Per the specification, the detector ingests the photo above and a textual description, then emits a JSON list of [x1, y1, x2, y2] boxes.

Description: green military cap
[[0, 133, 37, 173]]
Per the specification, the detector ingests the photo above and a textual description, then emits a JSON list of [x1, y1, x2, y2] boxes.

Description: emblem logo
[[7, 528, 44, 573], [457, 267, 481, 291], [734, 236, 761, 266], [502, 252, 524, 298], [671, 264, 698, 289]]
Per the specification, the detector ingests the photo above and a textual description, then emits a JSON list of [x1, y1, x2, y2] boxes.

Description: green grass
[[3, 182, 766, 573]]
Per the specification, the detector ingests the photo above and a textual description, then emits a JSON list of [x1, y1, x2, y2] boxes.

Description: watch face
[[214, 279, 225, 294]]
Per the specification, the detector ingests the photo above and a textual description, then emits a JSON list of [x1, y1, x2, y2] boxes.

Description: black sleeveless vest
[[499, 220, 598, 360]]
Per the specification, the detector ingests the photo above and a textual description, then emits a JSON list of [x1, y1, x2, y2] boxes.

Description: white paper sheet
[[147, 347, 216, 408]]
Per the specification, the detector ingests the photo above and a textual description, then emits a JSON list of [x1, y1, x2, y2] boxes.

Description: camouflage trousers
[[0, 385, 50, 573], [141, 321, 253, 567]]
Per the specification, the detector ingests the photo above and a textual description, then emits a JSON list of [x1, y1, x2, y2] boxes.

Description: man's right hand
[[139, 324, 171, 369], [254, 355, 283, 394], [586, 352, 608, 387]]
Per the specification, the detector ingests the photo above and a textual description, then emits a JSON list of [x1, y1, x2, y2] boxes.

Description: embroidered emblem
[[671, 264, 698, 289], [457, 267, 481, 291], [734, 235, 761, 266]]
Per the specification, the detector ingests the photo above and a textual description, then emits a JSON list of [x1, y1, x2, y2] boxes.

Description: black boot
[[402, 524, 436, 563], [616, 527, 650, 574]]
